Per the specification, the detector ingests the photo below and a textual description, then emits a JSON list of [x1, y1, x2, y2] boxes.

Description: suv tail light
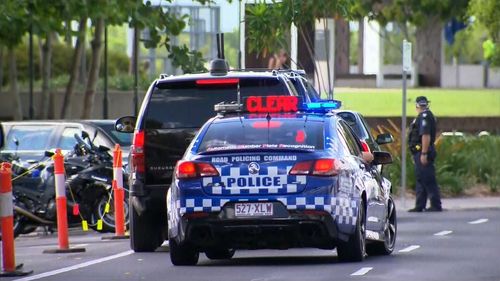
[[131, 130, 145, 173], [176, 161, 219, 179], [289, 159, 339, 176]]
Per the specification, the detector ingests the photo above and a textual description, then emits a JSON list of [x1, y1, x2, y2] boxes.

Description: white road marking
[[468, 218, 489, 225], [434, 230, 453, 236], [350, 267, 373, 276], [13, 250, 133, 281], [399, 245, 420, 253], [28, 243, 88, 249]]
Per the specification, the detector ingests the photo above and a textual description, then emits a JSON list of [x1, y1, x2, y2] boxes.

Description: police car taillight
[[289, 159, 339, 177], [131, 130, 145, 174], [176, 161, 219, 179]]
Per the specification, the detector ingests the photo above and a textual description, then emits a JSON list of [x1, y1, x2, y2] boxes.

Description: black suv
[[115, 61, 305, 252]]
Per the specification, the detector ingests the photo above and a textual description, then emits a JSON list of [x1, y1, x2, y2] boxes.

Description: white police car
[[167, 96, 397, 265]]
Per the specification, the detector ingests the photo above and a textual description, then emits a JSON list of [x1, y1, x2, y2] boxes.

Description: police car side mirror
[[115, 116, 136, 133], [376, 133, 394, 145], [373, 151, 393, 165]]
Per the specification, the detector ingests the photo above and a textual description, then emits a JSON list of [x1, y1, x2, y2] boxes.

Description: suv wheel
[[367, 197, 397, 256], [169, 239, 199, 266], [205, 248, 235, 260], [337, 205, 366, 262], [130, 199, 161, 252]]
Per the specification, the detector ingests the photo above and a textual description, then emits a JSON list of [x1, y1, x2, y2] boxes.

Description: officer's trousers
[[413, 151, 442, 210]]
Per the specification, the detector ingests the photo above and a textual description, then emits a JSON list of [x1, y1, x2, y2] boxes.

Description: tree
[[469, 0, 500, 66], [355, 0, 470, 86], [245, 0, 354, 88], [0, 0, 30, 120], [31, 0, 69, 118]]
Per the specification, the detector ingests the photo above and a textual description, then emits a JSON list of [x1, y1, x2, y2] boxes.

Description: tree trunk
[[41, 34, 53, 119], [61, 17, 87, 119], [415, 16, 442, 87], [8, 48, 23, 120], [297, 22, 315, 82], [81, 18, 104, 119], [334, 18, 350, 77], [357, 19, 364, 74], [0, 46, 4, 95]]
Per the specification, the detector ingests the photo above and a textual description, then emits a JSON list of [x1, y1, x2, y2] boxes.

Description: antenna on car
[[210, 33, 229, 75]]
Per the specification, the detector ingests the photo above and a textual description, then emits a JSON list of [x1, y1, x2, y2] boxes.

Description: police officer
[[408, 96, 442, 212]]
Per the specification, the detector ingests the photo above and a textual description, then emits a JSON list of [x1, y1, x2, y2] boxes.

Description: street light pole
[[401, 39, 412, 208], [103, 24, 108, 119], [28, 2, 34, 119]]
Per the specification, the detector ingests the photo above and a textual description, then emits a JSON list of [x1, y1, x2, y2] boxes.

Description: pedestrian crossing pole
[[401, 40, 412, 208]]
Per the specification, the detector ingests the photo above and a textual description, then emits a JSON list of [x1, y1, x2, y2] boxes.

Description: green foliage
[[245, 0, 354, 58], [384, 135, 500, 196], [357, 0, 470, 27], [0, 0, 30, 48], [1, 41, 130, 85], [445, 22, 487, 64], [469, 0, 500, 66]]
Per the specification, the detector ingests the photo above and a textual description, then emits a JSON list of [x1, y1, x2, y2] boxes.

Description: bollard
[[102, 145, 128, 240], [43, 149, 85, 254], [0, 162, 32, 277]]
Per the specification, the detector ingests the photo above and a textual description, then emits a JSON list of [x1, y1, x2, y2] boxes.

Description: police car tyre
[[205, 248, 235, 260], [169, 238, 199, 266], [337, 204, 366, 262], [367, 197, 397, 256], [130, 199, 161, 252]]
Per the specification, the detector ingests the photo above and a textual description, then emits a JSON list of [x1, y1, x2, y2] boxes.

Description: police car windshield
[[197, 119, 324, 153], [146, 77, 292, 129]]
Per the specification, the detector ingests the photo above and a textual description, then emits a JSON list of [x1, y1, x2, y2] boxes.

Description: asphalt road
[[3, 208, 500, 281]]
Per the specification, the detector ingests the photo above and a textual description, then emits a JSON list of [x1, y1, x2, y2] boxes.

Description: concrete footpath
[[395, 196, 500, 211]]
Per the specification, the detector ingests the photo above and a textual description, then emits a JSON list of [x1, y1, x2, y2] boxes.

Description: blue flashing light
[[305, 100, 342, 112]]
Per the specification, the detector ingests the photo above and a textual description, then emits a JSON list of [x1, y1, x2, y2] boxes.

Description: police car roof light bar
[[305, 100, 342, 112]]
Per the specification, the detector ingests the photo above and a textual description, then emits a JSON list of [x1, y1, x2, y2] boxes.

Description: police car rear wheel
[[337, 205, 366, 262], [205, 248, 235, 260], [130, 200, 161, 252], [367, 197, 397, 256], [169, 239, 199, 266]]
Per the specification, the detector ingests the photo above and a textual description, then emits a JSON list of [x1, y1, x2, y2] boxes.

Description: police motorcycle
[[6, 131, 129, 238]]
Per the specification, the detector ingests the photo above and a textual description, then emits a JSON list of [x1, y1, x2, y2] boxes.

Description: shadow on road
[[198, 255, 338, 266]]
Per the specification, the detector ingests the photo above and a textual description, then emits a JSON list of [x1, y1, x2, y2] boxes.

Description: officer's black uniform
[[408, 96, 442, 211]]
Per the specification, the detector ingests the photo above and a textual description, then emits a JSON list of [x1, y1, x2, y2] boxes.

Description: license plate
[[235, 202, 273, 217]]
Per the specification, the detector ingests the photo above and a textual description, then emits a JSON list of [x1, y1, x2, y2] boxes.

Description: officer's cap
[[416, 96, 429, 107]]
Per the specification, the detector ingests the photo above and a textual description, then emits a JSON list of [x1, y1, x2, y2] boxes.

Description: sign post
[[401, 40, 412, 208]]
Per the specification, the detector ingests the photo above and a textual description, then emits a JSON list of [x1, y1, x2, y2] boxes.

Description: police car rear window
[[197, 120, 324, 153], [145, 77, 291, 129]]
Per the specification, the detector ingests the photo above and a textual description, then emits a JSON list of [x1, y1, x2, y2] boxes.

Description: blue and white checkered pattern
[[177, 196, 358, 226], [202, 166, 307, 195]]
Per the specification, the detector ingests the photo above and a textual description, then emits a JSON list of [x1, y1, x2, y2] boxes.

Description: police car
[[166, 96, 397, 265]]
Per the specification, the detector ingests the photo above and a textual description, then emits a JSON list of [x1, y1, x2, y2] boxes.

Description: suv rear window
[[198, 119, 324, 153], [145, 77, 293, 129]]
